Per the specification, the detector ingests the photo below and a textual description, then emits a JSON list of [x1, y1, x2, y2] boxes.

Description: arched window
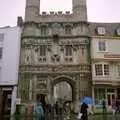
[[41, 25, 47, 36], [65, 45, 72, 56], [65, 25, 72, 34], [39, 45, 46, 56]]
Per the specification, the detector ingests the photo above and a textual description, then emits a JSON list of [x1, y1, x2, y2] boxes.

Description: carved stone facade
[[19, 0, 92, 103]]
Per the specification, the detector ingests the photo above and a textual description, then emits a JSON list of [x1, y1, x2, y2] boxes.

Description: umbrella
[[82, 97, 93, 104]]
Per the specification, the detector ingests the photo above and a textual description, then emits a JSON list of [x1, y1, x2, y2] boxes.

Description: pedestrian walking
[[80, 102, 88, 120], [87, 104, 94, 115], [46, 103, 52, 120], [54, 101, 59, 115], [102, 99, 106, 113], [82, 96, 94, 115], [34, 102, 45, 120], [111, 99, 116, 115], [115, 99, 120, 114]]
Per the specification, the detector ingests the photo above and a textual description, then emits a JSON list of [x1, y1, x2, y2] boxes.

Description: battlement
[[40, 11, 72, 16], [25, 0, 87, 22]]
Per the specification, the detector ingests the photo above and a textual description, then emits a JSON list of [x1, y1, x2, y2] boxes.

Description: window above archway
[[40, 25, 48, 36], [65, 25, 72, 34]]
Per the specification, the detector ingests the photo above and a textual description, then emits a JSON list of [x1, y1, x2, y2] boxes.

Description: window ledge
[[97, 51, 109, 53]]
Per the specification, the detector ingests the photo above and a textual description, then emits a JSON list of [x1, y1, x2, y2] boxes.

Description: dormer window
[[116, 28, 120, 36], [65, 25, 72, 34], [97, 27, 106, 35]]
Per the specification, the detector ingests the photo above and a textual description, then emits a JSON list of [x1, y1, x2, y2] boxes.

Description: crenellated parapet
[[40, 11, 71, 16], [25, 0, 87, 22], [19, 0, 91, 103]]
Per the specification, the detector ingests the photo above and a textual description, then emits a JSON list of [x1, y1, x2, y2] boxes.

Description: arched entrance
[[54, 81, 72, 102], [50, 76, 77, 104]]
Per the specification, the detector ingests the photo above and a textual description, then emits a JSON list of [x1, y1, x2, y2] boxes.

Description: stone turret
[[73, 0, 87, 21], [25, 0, 87, 22], [25, 0, 40, 21]]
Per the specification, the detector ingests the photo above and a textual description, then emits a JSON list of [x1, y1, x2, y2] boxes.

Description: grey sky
[[0, 0, 120, 27]]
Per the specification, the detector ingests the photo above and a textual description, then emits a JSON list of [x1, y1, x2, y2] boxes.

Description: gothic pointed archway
[[50, 75, 77, 104]]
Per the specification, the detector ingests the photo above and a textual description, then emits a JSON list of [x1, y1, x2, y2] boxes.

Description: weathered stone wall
[[19, 0, 92, 104]]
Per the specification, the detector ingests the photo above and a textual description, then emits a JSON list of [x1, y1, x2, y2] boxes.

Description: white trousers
[[87, 104, 94, 115]]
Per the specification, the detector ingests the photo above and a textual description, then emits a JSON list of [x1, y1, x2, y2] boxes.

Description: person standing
[[34, 102, 44, 120], [54, 101, 59, 115], [80, 102, 88, 120], [111, 99, 116, 115], [102, 99, 106, 113], [115, 99, 120, 114]]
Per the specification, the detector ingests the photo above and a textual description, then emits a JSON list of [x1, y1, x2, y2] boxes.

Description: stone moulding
[[19, 64, 91, 73]]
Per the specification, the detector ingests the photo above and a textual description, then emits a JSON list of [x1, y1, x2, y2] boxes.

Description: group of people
[[34, 97, 120, 120], [78, 97, 120, 120], [34, 100, 46, 120], [101, 98, 120, 115], [34, 100, 65, 120]]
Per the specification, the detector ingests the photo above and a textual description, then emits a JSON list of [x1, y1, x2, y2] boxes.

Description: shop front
[[0, 86, 13, 115], [92, 85, 120, 106]]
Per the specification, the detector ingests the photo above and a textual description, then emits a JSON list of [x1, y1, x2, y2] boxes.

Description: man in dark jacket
[[80, 102, 88, 120]]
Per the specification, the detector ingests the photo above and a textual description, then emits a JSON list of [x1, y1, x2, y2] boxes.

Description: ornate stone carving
[[52, 23, 61, 35], [19, 65, 90, 73], [36, 83, 47, 89], [36, 76, 47, 89]]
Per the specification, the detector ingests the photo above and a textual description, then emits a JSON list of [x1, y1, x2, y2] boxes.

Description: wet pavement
[[1, 114, 120, 120], [89, 115, 120, 120]]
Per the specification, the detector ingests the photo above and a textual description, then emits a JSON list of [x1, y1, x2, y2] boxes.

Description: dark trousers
[[115, 106, 120, 114], [81, 113, 88, 120]]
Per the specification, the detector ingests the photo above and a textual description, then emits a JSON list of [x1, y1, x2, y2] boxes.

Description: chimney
[[17, 17, 23, 27]]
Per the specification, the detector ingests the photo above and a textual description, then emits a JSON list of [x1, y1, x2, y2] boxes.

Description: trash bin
[[15, 104, 26, 115]]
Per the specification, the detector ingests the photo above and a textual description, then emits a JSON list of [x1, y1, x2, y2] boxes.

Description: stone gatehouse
[[18, 0, 92, 104]]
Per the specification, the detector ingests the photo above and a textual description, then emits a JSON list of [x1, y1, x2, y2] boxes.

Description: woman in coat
[[34, 102, 44, 120]]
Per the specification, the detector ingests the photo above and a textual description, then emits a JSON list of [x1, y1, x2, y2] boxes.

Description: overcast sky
[[0, 0, 120, 27]]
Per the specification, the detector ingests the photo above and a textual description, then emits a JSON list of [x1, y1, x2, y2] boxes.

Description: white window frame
[[98, 40, 106, 52], [95, 64, 103, 76], [97, 27, 106, 35], [104, 64, 109, 76], [95, 63, 109, 76], [0, 33, 4, 41]]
